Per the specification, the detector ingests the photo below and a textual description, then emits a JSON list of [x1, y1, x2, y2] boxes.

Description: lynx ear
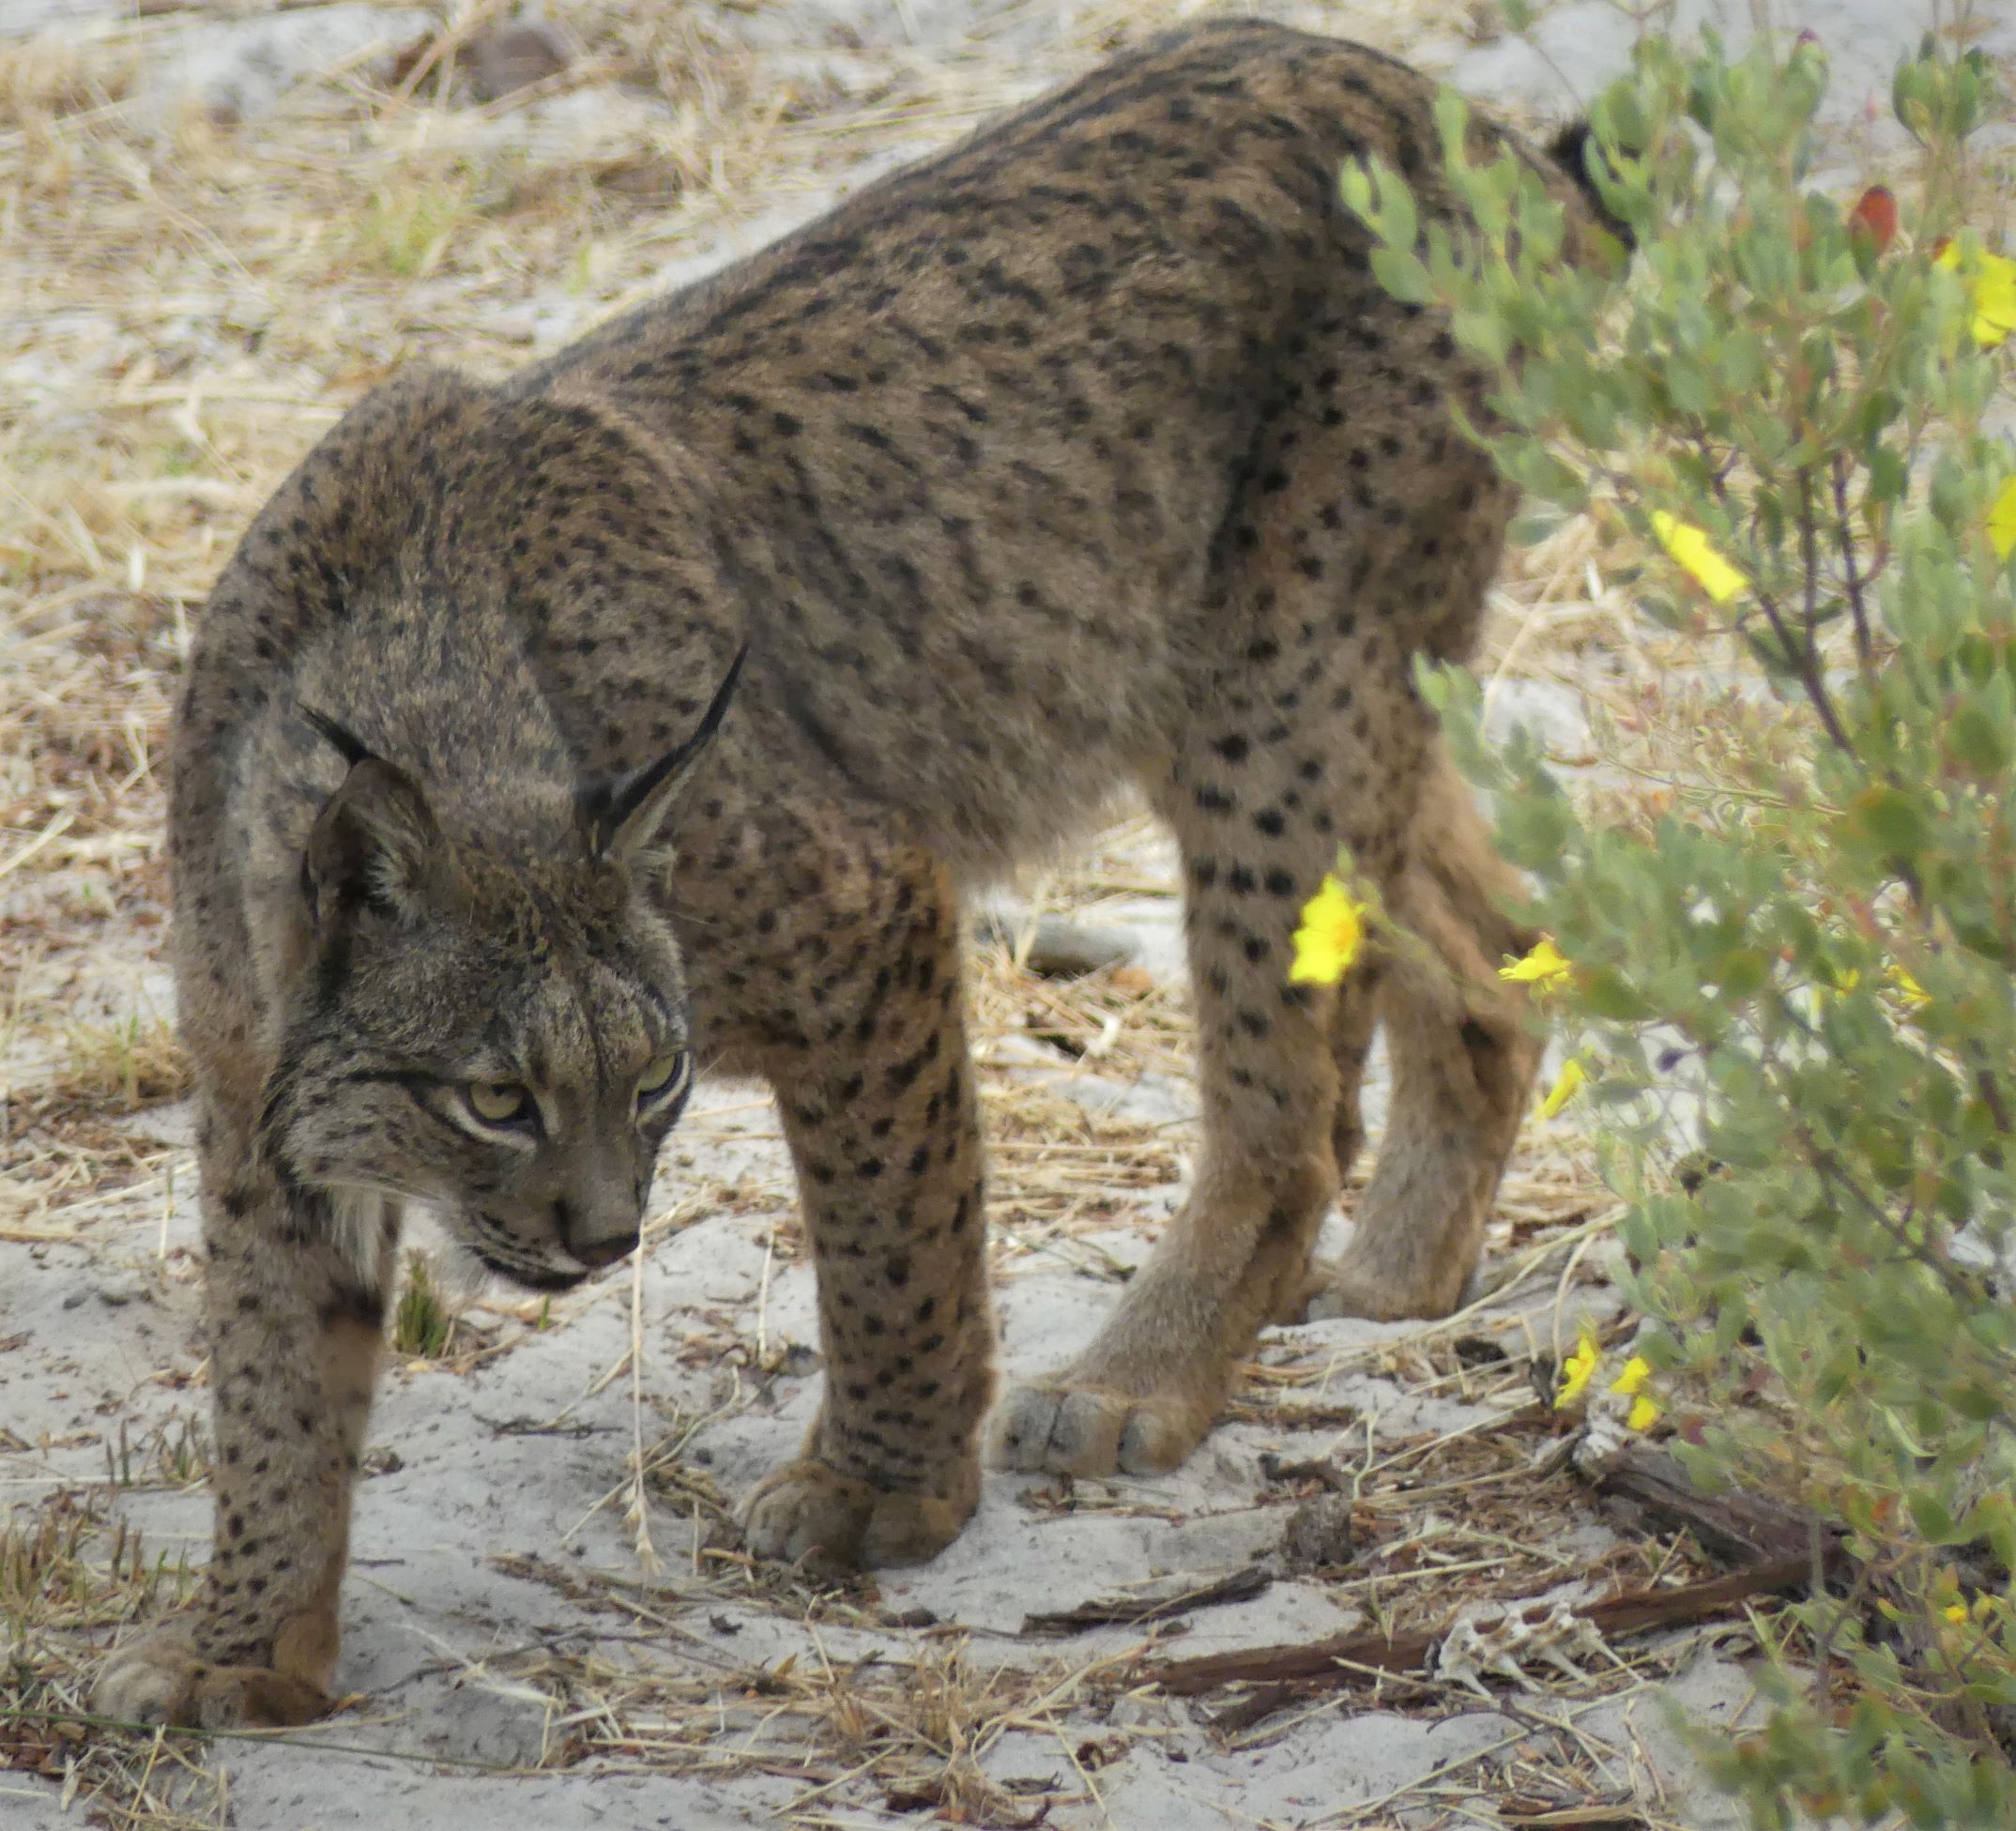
[[1548, 119, 1636, 252], [300, 710, 446, 923], [578, 645, 747, 862]]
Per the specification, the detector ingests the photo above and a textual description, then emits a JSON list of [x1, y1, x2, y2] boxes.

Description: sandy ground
[[2, 1, 1999, 1826]]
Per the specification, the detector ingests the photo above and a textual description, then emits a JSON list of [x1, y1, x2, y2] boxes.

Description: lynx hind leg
[[1308, 748, 1544, 1321], [97, 1096, 397, 1729], [991, 634, 1433, 1479], [1325, 956, 1384, 1205]]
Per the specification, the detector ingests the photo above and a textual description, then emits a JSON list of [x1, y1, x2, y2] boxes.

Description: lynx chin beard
[[324, 1187, 611, 1299], [453, 1215, 605, 1292]]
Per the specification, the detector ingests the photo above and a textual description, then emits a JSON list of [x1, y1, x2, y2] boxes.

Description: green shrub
[[1346, 27, 2016, 1826]]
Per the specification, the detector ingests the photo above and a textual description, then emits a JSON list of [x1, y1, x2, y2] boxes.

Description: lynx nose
[[555, 1198, 639, 1270]]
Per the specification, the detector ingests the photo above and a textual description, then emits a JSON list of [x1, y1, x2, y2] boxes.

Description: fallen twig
[[1021, 1564, 1272, 1638]]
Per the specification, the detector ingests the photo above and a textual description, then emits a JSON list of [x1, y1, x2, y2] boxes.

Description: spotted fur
[[99, 19, 1611, 1727]]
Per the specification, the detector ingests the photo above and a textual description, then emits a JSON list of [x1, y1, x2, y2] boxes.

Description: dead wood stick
[[1021, 1563, 1273, 1637], [1594, 1441, 1831, 1567], [1154, 1555, 1818, 1697]]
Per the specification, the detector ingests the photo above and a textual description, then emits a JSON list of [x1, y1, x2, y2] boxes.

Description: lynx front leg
[[97, 1124, 395, 1729], [738, 852, 995, 1571]]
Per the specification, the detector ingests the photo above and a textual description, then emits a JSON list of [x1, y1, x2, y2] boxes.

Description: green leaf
[[1716, 948, 1770, 999], [1370, 246, 1431, 305], [1847, 786, 1930, 857], [1948, 702, 2010, 775], [1868, 446, 1908, 505], [1373, 160, 1417, 252], [1908, 1490, 1957, 1544]]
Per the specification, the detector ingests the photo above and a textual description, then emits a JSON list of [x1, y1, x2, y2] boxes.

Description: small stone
[[465, 20, 570, 102], [975, 906, 1138, 979], [1275, 1494, 1355, 1573], [1109, 1693, 1177, 1729]]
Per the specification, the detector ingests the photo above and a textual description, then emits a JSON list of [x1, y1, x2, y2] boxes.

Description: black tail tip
[[1549, 119, 1636, 252]]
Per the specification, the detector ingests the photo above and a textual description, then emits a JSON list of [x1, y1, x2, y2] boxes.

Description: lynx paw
[[95, 1628, 331, 1731], [986, 1381, 1209, 1476], [1303, 1249, 1470, 1322], [740, 1457, 977, 1572]]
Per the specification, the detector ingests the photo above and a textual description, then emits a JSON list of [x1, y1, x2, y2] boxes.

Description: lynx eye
[[635, 1051, 690, 1111], [465, 1081, 531, 1125]]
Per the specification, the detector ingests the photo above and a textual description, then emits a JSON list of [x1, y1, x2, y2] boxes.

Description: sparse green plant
[[1, 1490, 191, 1637], [359, 175, 472, 278], [102, 1414, 209, 1492], [148, 439, 201, 480], [1346, 24, 2016, 1827], [392, 1249, 456, 1359]]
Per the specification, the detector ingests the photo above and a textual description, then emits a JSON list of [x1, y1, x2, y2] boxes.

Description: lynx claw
[[96, 1628, 332, 1731], [987, 1380, 1208, 1476], [1302, 1249, 1468, 1322], [740, 1457, 976, 1572]]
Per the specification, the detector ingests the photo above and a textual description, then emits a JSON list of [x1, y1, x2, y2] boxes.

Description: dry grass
[[0, 1488, 214, 1825], [51, 1013, 190, 1112], [0, 2, 1743, 1826]]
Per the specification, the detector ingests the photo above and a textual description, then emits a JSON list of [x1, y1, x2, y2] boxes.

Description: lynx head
[[257, 653, 744, 1291]]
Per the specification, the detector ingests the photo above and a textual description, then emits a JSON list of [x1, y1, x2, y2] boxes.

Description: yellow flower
[[1555, 1320, 1600, 1410], [1887, 964, 1932, 1009], [1935, 241, 2016, 346], [1971, 261, 2016, 343], [1289, 875, 1367, 985], [1651, 511, 1750, 605], [1609, 1356, 1658, 1427], [1945, 1602, 1970, 1625], [1499, 935, 1573, 989], [1993, 477, 2016, 560], [1539, 1057, 1587, 1118], [1610, 1355, 1652, 1397]]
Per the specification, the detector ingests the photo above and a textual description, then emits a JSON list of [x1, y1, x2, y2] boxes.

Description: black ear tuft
[[301, 706, 374, 771], [579, 644, 749, 862], [1549, 119, 1636, 252]]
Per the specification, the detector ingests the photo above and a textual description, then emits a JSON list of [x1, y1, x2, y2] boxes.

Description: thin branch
[[1831, 453, 1875, 667], [1698, 457, 1854, 755], [1797, 465, 1824, 661], [1745, 577, 1856, 755]]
